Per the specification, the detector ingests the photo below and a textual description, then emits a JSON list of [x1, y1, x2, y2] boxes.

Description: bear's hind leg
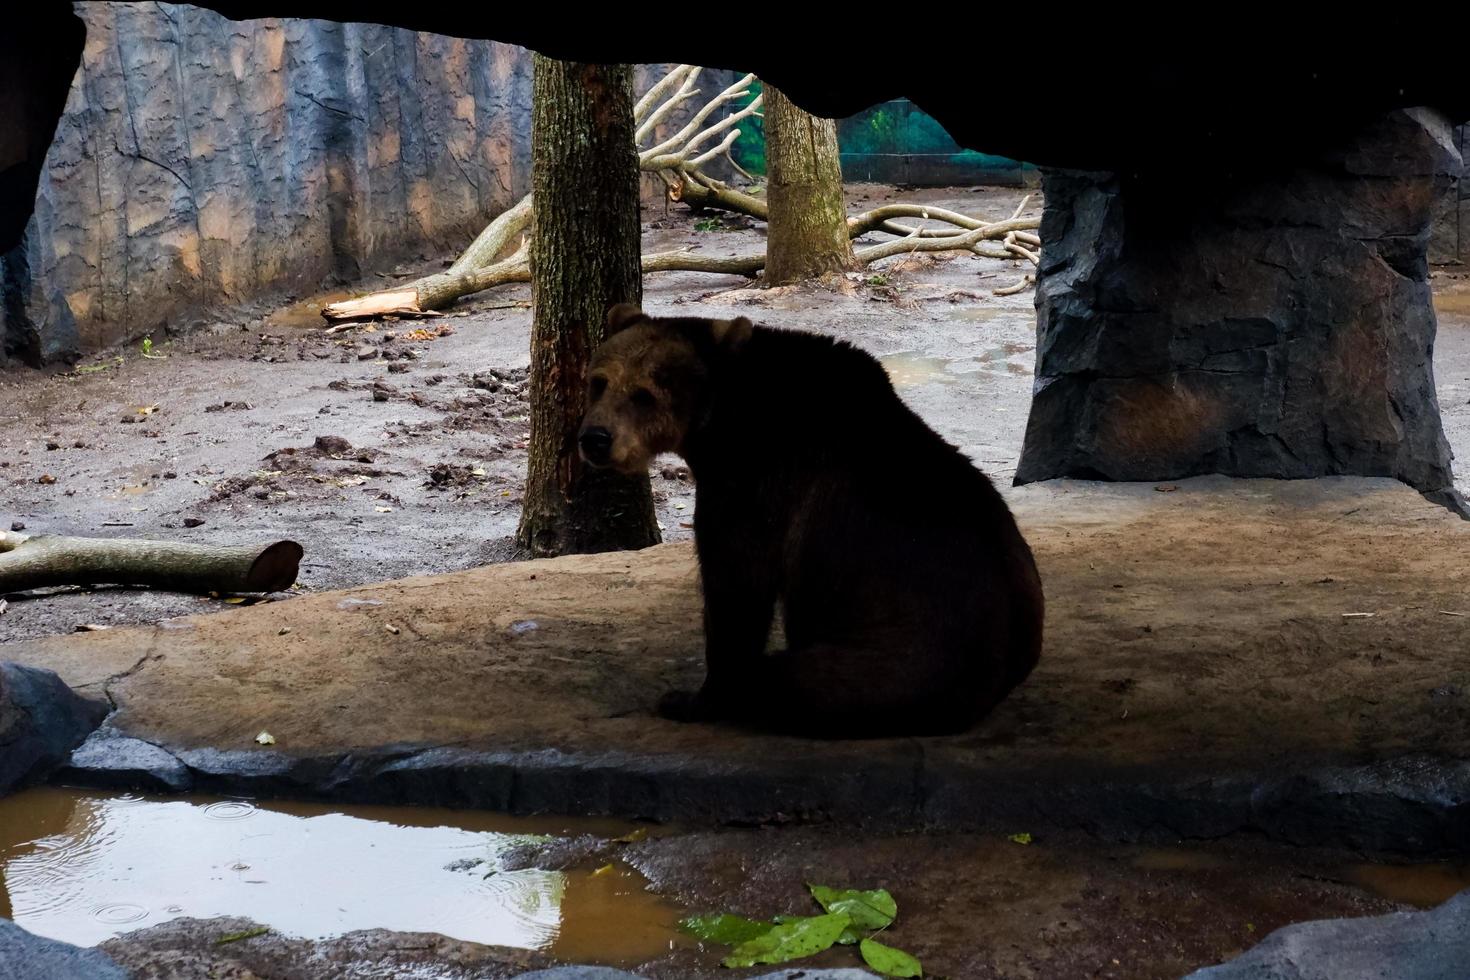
[[729, 644, 993, 738]]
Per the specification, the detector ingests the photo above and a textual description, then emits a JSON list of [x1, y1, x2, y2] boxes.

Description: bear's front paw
[[657, 687, 724, 723]]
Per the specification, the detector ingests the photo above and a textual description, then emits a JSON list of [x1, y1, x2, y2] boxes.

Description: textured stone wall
[[1430, 123, 1466, 265], [1016, 109, 1463, 508], [3, 3, 535, 364]]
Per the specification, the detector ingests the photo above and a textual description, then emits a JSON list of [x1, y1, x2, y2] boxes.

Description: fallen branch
[[323, 64, 1041, 321], [994, 274, 1036, 296], [0, 530, 303, 595]]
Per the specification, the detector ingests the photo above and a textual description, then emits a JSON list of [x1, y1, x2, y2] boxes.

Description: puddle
[[0, 788, 685, 963], [945, 307, 1003, 323], [1132, 846, 1470, 910], [262, 291, 358, 331], [881, 345, 1033, 386], [1347, 861, 1470, 909]]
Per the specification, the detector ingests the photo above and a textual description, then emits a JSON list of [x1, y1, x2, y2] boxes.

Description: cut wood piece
[[0, 531, 304, 595]]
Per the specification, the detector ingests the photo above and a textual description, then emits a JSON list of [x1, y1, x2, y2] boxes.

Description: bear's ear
[[605, 303, 646, 337], [710, 316, 753, 351]]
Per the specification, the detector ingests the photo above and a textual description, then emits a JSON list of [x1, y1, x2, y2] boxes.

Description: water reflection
[[0, 787, 681, 961]]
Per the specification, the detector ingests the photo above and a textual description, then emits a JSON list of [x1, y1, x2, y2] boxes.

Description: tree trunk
[[515, 57, 660, 558], [762, 84, 857, 285]]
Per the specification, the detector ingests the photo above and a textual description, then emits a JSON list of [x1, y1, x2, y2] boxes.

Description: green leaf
[[771, 913, 860, 943], [216, 926, 270, 945], [860, 937, 923, 977], [677, 913, 771, 945], [809, 884, 897, 931], [721, 911, 850, 968], [1008, 832, 1033, 845]]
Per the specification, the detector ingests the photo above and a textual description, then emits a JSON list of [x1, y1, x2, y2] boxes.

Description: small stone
[[163, 471, 177, 479], [10, 522, 25, 532], [313, 435, 353, 456], [388, 362, 411, 374], [45, 441, 59, 451], [182, 517, 205, 528], [356, 346, 377, 361], [37, 474, 56, 485], [372, 389, 390, 402]]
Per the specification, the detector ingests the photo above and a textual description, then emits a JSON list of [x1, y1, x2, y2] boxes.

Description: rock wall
[[3, 3, 535, 364], [1016, 109, 1463, 508], [1430, 123, 1467, 265]]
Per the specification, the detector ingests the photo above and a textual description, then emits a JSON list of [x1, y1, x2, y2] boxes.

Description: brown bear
[[578, 303, 1044, 737]]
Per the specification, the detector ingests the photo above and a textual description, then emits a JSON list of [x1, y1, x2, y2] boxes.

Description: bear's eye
[[631, 387, 657, 409], [589, 376, 607, 401]]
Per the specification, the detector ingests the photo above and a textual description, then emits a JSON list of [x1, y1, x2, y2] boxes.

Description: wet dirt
[[5, 189, 1470, 978], [0, 186, 1038, 643], [5, 188, 1470, 647]]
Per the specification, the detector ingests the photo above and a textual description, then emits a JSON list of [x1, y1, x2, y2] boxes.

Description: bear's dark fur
[[579, 303, 1044, 737]]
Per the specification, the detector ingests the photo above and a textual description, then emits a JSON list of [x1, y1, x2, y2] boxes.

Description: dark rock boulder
[[0, 917, 128, 980], [1016, 109, 1464, 510], [1183, 887, 1470, 979], [0, 661, 108, 796]]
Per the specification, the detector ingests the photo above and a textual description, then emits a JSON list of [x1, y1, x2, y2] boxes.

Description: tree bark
[[762, 84, 858, 285], [0, 531, 302, 595], [515, 57, 660, 558]]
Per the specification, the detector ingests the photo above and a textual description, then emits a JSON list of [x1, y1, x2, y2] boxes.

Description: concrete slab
[[10, 477, 1470, 852]]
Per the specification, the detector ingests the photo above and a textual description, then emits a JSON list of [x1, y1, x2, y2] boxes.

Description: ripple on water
[[201, 800, 257, 821], [91, 903, 148, 925]]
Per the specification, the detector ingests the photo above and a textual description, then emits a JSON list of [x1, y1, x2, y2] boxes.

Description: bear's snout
[[578, 426, 613, 466]]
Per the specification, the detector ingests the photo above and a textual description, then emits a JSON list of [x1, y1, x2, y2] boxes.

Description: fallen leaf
[[591, 863, 615, 877], [809, 885, 896, 931], [136, 404, 159, 416], [1342, 612, 1376, 619], [860, 937, 923, 978], [613, 827, 649, 844], [255, 731, 276, 746], [223, 597, 247, 604], [678, 913, 772, 945], [37, 474, 56, 485], [1008, 832, 1033, 845], [75, 624, 109, 632], [216, 926, 270, 945], [1154, 484, 1179, 492], [374, 506, 394, 513], [722, 912, 850, 968], [278, 627, 292, 636]]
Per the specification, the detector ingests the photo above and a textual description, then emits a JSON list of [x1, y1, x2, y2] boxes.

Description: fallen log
[[0, 531, 303, 595]]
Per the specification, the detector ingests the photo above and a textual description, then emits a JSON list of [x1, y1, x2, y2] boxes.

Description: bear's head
[[578, 303, 752, 474]]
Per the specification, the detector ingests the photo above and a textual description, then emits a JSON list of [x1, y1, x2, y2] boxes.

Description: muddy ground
[[4, 187, 1470, 979], [4, 185, 1470, 643], [0, 185, 1046, 641]]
